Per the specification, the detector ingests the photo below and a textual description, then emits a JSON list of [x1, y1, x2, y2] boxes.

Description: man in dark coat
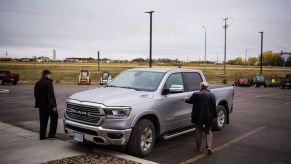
[[185, 82, 217, 154], [34, 70, 58, 140]]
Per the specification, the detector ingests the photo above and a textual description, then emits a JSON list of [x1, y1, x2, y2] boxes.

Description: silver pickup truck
[[64, 68, 234, 157]]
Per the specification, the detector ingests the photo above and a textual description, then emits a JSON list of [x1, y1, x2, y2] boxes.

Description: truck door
[[161, 73, 191, 131], [182, 72, 204, 126]]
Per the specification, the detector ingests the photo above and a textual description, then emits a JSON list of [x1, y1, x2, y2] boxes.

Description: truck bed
[[209, 84, 231, 89]]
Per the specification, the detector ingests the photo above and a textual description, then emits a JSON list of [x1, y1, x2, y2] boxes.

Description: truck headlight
[[103, 107, 131, 119]]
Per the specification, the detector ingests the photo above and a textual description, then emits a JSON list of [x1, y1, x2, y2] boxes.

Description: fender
[[130, 110, 161, 128]]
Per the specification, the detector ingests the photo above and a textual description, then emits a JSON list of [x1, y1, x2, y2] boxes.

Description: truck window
[[164, 73, 184, 92], [183, 72, 203, 91]]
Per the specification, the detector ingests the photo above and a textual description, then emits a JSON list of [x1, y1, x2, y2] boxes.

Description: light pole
[[145, 11, 155, 68], [202, 26, 207, 65], [97, 51, 100, 72], [223, 17, 229, 75], [259, 32, 264, 74], [245, 49, 248, 68]]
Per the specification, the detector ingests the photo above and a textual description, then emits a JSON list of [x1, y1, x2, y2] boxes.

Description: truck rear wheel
[[213, 105, 226, 131], [127, 119, 156, 157]]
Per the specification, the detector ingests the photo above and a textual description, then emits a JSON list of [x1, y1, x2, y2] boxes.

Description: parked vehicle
[[64, 68, 234, 157], [250, 74, 266, 87], [233, 73, 250, 87], [0, 70, 19, 85], [100, 72, 111, 85], [279, 74, 291, 89], [78, 70, 91, 85]]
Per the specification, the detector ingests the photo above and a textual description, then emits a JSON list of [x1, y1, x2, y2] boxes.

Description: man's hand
[[52, 107, 57, 112]]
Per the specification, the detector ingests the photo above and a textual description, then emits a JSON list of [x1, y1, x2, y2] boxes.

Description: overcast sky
[[0, 0, 291, 61]]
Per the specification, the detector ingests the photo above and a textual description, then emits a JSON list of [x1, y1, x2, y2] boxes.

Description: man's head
[[42, 69, 52, 79], [200, 82, 209, 90]]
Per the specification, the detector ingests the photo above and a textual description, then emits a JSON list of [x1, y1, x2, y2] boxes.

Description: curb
[[0, 89, 9, 93], [93, 148, 159, 164]]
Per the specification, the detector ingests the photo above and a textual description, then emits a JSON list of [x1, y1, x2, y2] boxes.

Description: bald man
[[185, 82, 217, 154]]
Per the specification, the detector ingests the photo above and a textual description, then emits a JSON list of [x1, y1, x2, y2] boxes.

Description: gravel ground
[[43, 153, 139, 164]]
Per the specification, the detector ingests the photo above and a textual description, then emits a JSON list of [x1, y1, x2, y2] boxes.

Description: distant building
[[131, 58, 145, 62], [101, 58, 111, 63], [65, 57, 96, 62]]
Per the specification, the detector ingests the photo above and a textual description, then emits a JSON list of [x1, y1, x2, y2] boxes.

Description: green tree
[[233, 57, 244, 65], [248, 57, 258, 65], [286, 56, 291, 67]]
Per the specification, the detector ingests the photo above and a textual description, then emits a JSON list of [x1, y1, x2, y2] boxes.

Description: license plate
[[73, 132, 84, 142]]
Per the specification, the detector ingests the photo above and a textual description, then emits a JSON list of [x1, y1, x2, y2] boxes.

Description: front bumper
[[64, 119, 132, 146]]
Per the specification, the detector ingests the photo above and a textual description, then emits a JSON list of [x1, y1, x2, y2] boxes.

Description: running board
[[162, 127, 196, 140]]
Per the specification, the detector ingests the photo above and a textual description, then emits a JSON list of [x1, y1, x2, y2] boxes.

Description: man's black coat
[[185, 89, 217, 126], [34, 77, 57, 109]]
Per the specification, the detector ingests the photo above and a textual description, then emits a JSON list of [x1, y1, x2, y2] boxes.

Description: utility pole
[[245, 49, 248, 68], [145, 11, 155, 68], [199, 54, 201, 64], [223, 17, 229, 75], [259, 32, 264, 74], [5, 51, 8, 59], [97, 51, 100, 72], [202, 26, 207, 65], [217, 52, 219, 65]]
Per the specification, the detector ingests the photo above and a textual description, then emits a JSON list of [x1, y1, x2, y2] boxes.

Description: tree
[[233, 57, 244, 65], [248, 57, 258, 65], [286, 56, 291, 67]]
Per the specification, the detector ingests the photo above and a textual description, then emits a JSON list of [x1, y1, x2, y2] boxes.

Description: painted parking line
[[180, 126, 266, 164]]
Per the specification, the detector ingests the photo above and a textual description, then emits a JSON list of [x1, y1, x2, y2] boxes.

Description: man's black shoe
[[207, 148, 212, 155], [40, 137, 47, 140], [48, 136, 57, 139]]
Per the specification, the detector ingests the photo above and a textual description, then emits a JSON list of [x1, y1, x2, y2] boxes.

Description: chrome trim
[[64, 119, 132, 146], [162, 128, 196, 140], [66, 116, 106, 126]]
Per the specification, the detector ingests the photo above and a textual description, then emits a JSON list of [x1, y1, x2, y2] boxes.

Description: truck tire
[[127, 119, 156, 157], [212, 105, 226, 131], [13, 81, 17, 85]]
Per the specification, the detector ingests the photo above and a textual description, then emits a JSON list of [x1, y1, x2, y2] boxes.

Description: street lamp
[[145, 11, 155, 68], [202, 26, 207, 65], [259, 32, 264, 74]]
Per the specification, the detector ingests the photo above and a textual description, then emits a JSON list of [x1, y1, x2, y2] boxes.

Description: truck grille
[[66, 103, 103, 124]]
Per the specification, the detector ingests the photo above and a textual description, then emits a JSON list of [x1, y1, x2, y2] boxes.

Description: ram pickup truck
[[0, 70, 19, 85], [64, 68, 234, 157]]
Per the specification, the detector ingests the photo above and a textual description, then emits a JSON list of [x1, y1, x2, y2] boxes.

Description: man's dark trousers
[[39, 108, 58, 138]]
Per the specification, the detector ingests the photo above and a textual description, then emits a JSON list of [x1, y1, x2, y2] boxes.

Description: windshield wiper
[[119, 86, 143, 91], [105, 85, 118, 88]]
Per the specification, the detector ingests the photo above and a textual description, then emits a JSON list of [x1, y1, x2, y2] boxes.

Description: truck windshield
[[106, 71, 165, 92]]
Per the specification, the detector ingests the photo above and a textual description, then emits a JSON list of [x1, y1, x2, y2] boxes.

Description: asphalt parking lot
[[0, 85, 291, 164]]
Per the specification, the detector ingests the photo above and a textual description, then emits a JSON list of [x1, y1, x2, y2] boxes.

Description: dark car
[[280, 74, 291, 89], [0, 70, 19, 85]]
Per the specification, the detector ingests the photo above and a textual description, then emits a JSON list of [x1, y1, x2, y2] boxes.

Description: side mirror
[[162, 85, 184, 94]]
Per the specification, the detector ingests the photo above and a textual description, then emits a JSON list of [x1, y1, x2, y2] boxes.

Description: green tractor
[[250, 74, 266, 87]]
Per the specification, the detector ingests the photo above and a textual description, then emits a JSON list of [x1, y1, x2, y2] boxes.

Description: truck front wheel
[[213, 105, 226, 131], [127, 119, 156, 157]]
